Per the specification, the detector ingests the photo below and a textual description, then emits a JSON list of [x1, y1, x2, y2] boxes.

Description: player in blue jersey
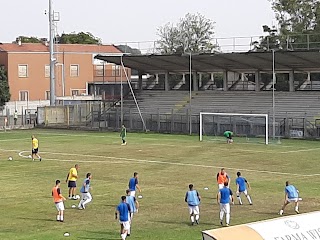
[[115, 196, 131, 240], [217, 182, 234, 226], [279, 181, 300, 215], [126, 189, 139, 236], [185, 184, 201, 225], [235, 172, 252, 205], [128, 172, 141, 197], [78, 173, 92, 210]]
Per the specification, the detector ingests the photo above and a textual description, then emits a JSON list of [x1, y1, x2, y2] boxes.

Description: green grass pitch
[[1, 129, 320, 240]]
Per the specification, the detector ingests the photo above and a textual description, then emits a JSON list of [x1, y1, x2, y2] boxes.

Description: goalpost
[[199, 112, 269, 145]]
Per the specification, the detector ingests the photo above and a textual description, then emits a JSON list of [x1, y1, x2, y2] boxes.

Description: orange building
[[0, 42, 130, 101]]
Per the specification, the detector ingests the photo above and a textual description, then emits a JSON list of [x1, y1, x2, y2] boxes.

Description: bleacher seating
[[124, 91, 320, 120]]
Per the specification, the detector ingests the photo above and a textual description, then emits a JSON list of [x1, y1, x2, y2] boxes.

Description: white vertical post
[[49, 0, 55, 105], [265, 114, 269, 145], [200, 112, 203, 141]]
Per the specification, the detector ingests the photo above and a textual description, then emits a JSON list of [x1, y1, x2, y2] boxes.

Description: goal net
[[200, 112, 269, 145]]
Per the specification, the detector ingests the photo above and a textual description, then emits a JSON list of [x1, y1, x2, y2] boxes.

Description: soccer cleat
[[127, 234, 130, 237], [191, 222, 194, 226], [226, 224, 230, 227], [220, 221, 223, 226], [81, 203, 85, 209], [279, 210, 284, 215], [39, 158, 42, 162], [195, 220, 199, 225], [295, 209, 299, 214]]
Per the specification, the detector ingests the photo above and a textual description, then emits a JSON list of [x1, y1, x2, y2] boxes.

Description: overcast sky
[[0, 0, 275, 45]]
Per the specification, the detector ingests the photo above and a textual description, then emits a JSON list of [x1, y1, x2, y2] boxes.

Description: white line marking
[[280, 148, 320, 154], [16, 150, 320, 178]]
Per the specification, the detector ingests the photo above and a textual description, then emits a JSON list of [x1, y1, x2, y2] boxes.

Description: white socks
[[57, 215, 60, 221], [237, 196, 243, 205], [195, 215, 199, 221], [190, 215, 195, 223], [226, 213, 230, 225], [247, 195, 252, 204], [219, 211, 224, 221], [121, 233, 127, 240]]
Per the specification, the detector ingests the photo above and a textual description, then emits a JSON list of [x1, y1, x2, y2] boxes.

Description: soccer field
[[1, 129, 320, 240]]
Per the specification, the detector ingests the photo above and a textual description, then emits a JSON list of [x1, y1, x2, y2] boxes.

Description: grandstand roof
[[95, 50, 320, 73]]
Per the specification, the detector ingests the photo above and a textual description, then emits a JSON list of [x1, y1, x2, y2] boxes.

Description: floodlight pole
[[189, 52, 192, 135], [120, 55, 123, 125], [49, 0, 55, 105], [272, 49, 276, 140]]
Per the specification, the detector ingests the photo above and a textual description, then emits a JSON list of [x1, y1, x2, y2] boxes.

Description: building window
[[45, 65, 50, 78], [95, 65, 104, 77], [19, 91, 29, 101], [70, 64, 79, 77], [45, 91, 50, 100], [18, 65, 28, 78], [71, 90, 79, 96], [112, 65, 121, 77]]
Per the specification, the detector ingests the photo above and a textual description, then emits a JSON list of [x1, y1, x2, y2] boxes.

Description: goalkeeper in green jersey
[[223, 131, 233, 144], [120, 125, 127, 145]]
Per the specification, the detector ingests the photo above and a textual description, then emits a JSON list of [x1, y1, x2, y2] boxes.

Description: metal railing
[[106, 33, 320, 54]]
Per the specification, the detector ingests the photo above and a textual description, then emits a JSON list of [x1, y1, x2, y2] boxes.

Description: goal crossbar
[[199, 112, 269, 144]]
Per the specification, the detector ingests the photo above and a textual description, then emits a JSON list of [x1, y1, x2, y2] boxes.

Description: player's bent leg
[[225, 204, 231, 226], [194, 206, 200, 224]]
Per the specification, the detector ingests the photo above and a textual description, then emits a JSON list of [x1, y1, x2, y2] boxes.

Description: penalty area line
[[15, 150, 320, 178]]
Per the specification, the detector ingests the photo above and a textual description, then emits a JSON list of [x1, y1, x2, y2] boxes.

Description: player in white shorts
[[116, 196, 131, 240], [279, 181, 300, 215], [185, 184, 201, 225], [217, 182, 234, 226], [52, 180, 66, 222]]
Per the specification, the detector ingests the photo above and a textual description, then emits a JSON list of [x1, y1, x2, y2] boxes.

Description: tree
[[13, 36, 42, 43], [157, 13, 216, 54], [0, 66, 10, 107], [58, 32, 101, 44], [253, 0, 320, 51], [116, 45, 142, 55]]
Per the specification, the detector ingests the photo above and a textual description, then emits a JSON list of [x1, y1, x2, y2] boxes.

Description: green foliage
[[254, 0, 320, 50], [157, 13, 217, 54], [116, 45, 142, 55], [0, 66, 10, 106], [14, 36, 42, 43], [58, 32, 101, 44]]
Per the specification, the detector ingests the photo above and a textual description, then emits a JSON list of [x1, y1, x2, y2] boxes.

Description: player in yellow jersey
[[66, 164, 79, 200], [31, 135, 41, 161]]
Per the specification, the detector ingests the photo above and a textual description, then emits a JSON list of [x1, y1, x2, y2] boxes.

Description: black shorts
[[32, 148, 39, 154], [68, 181, 77, 188]]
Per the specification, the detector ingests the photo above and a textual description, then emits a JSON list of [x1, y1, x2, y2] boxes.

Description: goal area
[[199, 112, 269, 145]]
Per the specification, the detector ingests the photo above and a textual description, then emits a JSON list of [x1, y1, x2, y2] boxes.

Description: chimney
[[41, 38, 49, 46], [16, 38, 22, 46]]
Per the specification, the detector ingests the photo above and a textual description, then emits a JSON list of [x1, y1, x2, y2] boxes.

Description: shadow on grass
[[77, 230, 119, 240], [19, 217, 55, 222], [152, 220, 220, 227]]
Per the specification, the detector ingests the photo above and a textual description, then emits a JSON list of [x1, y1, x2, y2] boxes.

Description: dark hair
[[134, 172, 138, 177], [286, 181, 289, 186], [121, 196, 126, 201], [86, 173, 91, 178], [75, 164, 79, 168], [189, 184, 193, 190], [221, 168, 225, 171], [237, 171, 241, 177], [224, 181, 228, 186], [126, 189, 131, 194], [56, 180, 60, 185]]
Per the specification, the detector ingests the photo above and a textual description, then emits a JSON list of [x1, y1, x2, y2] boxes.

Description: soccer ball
[[230, 139, 234, 143], [75, 195, 80, 199], [8, 157, 13, 161]]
